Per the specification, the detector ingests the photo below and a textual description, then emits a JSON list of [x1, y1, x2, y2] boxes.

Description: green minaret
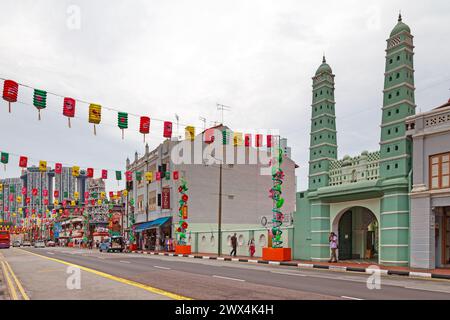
[[308, 56, 338, 190], [379, 14, 415, 178]]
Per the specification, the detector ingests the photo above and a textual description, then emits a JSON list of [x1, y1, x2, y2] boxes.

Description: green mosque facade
[[294, 15, 415, 266]]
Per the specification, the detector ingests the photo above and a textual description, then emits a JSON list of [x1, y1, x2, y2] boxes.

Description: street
[[1, 247, 450, 300]]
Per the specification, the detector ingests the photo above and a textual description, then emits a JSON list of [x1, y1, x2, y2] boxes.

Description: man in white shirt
[[329, 232, 338, 263]]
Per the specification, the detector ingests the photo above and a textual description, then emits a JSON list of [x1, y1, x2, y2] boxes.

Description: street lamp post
[[218, 161, 223, 257]]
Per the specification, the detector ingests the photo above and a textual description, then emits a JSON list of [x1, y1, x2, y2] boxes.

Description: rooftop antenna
[[199, 116, 206, 131], [216, 103, 232, 125]]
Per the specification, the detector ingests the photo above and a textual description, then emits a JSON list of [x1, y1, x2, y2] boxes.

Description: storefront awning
[[133, 217, 171, 232]]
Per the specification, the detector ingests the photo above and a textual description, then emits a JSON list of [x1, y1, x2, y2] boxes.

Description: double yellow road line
[[0, 253, 29, 300]]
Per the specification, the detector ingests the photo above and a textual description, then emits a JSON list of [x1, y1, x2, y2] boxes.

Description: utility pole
[[218, 161, 223, 257]]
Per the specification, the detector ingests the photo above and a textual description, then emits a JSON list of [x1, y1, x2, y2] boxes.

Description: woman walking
[[248, 238, 256, 257], [328, 232, 338, 263]]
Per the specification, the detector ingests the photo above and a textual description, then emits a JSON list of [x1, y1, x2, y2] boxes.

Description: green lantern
[[116, 171, 122, 181], [1, 152, 9, 165], [136, 171, 142, 182], [222, 130, 229, 145], [165, 171, 170, 180], [33, 89, 47, 120], [118, 112, 128, 139], [9, 185, 15, 193]]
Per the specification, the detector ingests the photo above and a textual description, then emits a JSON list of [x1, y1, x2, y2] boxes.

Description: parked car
[[22, 241, 31, 247], [46, 241, 56, 247], [34, 240, 45, 248], [99, 236, 124, 253], [12, 240, 22, 247], [99, 241, 110, 252]]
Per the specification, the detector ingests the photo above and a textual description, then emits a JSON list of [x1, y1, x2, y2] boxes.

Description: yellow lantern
[[89, 104, 102, 135], [12, 213, 16, 217], [72, 166, 80, 177], [100, 192, 105, 199], [145, 171, 153, 182], [18, 208, 22, 213], [74, 192, 79, 200], [70, 200, 76, 206], [185, 126, 195, 141], [39, 160, 47, 172], [16, 196, 22, 203], [98, 199, 102, 205], [32, 214, 36, 219], [233, 132, 243, 146], [123, 190, 128, 197], [54, 199, 59, 206], [59, 209, 63, 214], [0, 183, 3, 192]]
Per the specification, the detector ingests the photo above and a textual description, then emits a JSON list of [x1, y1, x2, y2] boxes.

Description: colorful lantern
[[21, 187, 27, 195], [245, 134, 252, 147], [185, 126, 195, 141], [72, 166, 80, 177], [88, 104, 101, 135], [109, 191, 114, 198], [0, 184, 2, 192], [2, 80, 18, 113], [101, 169, 108, 180], [222, 130, 230, 145], [163, 121, 172, 138], [125, 171, 132, 182], [123, 190, 128, 197], [100, 192, 105, 199], [255, 134, 263, 147], [118, 112, 128, 139], [16, 196, 22, 203], [84, 191, 90, 199], [233, 132, 243, 146], [63, 97, 76, 128], [55, 163, 62, 174], [116, 171, 122, 181], [156, 172, 162, 181], [173, 171, 179, 180], [32, 188, 38, 196], [136, 171, 142, 182], [86, 168, 94, 178], [267, 135, 273, 148], [43, 189, 48, 197], [74, 192, 79, 200], [145, 171, 153, 182], [139, 116, 150, 142], [54, 190, 59, 198], [19, 156, 28, 168], [33, 89, 47, 120], [1, 152, 9, 170], [39, 160, 47, 172]]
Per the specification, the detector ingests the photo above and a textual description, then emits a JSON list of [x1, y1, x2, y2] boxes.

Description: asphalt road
[[5, 247, 450, 300]]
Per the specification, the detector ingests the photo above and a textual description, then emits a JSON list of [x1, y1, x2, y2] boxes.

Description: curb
[[126, 250, 450, 281]]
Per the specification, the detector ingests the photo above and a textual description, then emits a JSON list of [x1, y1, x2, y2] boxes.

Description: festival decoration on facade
[[177, 178, 189, 245], [33, 89, 47, 120], [86, 167, 94, 178], [55, 163, 62, 174], [163, 121, 172, 138], [245, 134, 252, 147], [233, 132, 243, 146], [72, 166, 80, 177], [63, 97, 76, 128], [1, 152, 9, 170], [145, 171, 153, 182], [39, 160, 47, 172], [88, 104, 101, 135], [118, 112, 128, 139], [256, 134, 263, 147], [101, 169, 108, 179], [185, 126, 195, 141], [2, 80, 18, 113], [267, 135, 273, 148], [115, 171, 122, 181], [268, 147, 285, 248], [19, 156, 28, 168], [139, 116, 150, 142]]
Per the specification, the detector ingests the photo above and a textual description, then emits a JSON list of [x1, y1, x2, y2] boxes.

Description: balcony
[[328, 151, 380, 186]]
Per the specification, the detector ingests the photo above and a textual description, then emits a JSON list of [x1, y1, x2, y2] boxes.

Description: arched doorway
[[334, 207, 379, 261]]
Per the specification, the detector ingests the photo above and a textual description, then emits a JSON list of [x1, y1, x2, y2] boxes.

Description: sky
[[0, 0, 449, 192]]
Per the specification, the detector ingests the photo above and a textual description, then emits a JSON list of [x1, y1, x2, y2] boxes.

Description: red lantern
[[21, 187, 27, 195], [63, 97, 76, 128], [32, 188, 38, 196], [84, 192, 90, 199], [182, 194, 188, 202], [140, 116, 150, 142], [86, 168, 94, 178], [101, 169, 108, 179], [26, 198, 30, 205], [267, 135, 273, 148], [62, 200, 67, 207], [156, 172, 161, 181], [54, 190, 59, 198], [9, 194, 13, 202], [117, 191, 121, 198], [173, 171, 179, 180], [245, 134, 252, 147], [19, 156, 28, 168], [43, 189, 48, 197], [125, 171, 132, 182], [255, 134, 263, 147], [44, 199, 49, 205], [55, 163, 62, 174], [109, 191, 114, 198], [2, 80, 18, 113], [181, 221, 188, 230], [163, 121, 172, 138]]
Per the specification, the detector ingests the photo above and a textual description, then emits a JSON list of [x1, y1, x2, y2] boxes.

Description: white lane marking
[[46, 252, 55, 255], [119, 260, 131, 264], [341, 296, 364, 300], [212, 275, 246, 282], [270, 271, 307, 277], [154, 266, 171, 270], [403, 286, 450, 294]]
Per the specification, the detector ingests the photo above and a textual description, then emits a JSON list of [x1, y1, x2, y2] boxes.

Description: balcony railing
[[328, 151, 380, 186]]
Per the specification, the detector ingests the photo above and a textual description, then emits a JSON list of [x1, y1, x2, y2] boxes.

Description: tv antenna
[[216, 103, 232, 125], [199, 116, 207, 131]]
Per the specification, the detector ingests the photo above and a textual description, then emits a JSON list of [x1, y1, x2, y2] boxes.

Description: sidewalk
[[130, 249, 450, 280]]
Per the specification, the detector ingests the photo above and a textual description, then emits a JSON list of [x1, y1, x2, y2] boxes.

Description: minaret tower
[[379, 13, 415, 179], [308, 56, 338, 190]]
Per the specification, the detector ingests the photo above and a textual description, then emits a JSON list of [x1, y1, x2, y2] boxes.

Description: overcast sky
[[0, 0, 449, 192]]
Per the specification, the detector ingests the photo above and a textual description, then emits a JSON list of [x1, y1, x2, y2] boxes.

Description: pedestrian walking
[[248, 238, 256, 257], [230, 233, 237, 257], [328, 232, 338, 263]]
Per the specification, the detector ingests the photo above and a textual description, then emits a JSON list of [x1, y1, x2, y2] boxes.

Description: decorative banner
[[269, 148, 285, 248], [101, 169, 108, 179], [156, 171, 161, 181], [125, 171, 132, 182], [162, 187, 170, 209], [2, 80, 19, 113], [222, 130, 230, 145], [43, 189, 48, 197], [74, 192, 79, 199], [86, 167, 94, 178], [1, 152, 9, 170], [136, 171, 142, 182], [255, 134, 263, 147], [204, 128, 215, 144], [233, 132, 243, 146], [145, 171, 153, 182], [267, 135, 273, 148], [118, 112, 128, 139], [173, 171, 179, 180], [33, 89, 47, 120], [185, 126, 195, 141], [122, 190, 128, 197], [163, 121, 172, 138], [19, 156, 28, 168], [139, 116, 150, 142], [63, 97, 76, 128], [72, 166, 80, 177], [55, 163, 62, 174], [32, 188, 38, 196], [177, 178, 189, 245], [88, 104, 101, 135], [39, 160, 47, 172], [245, 134, 252, 147], [165, 171, 170, 180], [115, 171, 122, 181]]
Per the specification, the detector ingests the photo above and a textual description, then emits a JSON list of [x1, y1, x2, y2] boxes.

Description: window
[[430, 153, 450, 190]]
